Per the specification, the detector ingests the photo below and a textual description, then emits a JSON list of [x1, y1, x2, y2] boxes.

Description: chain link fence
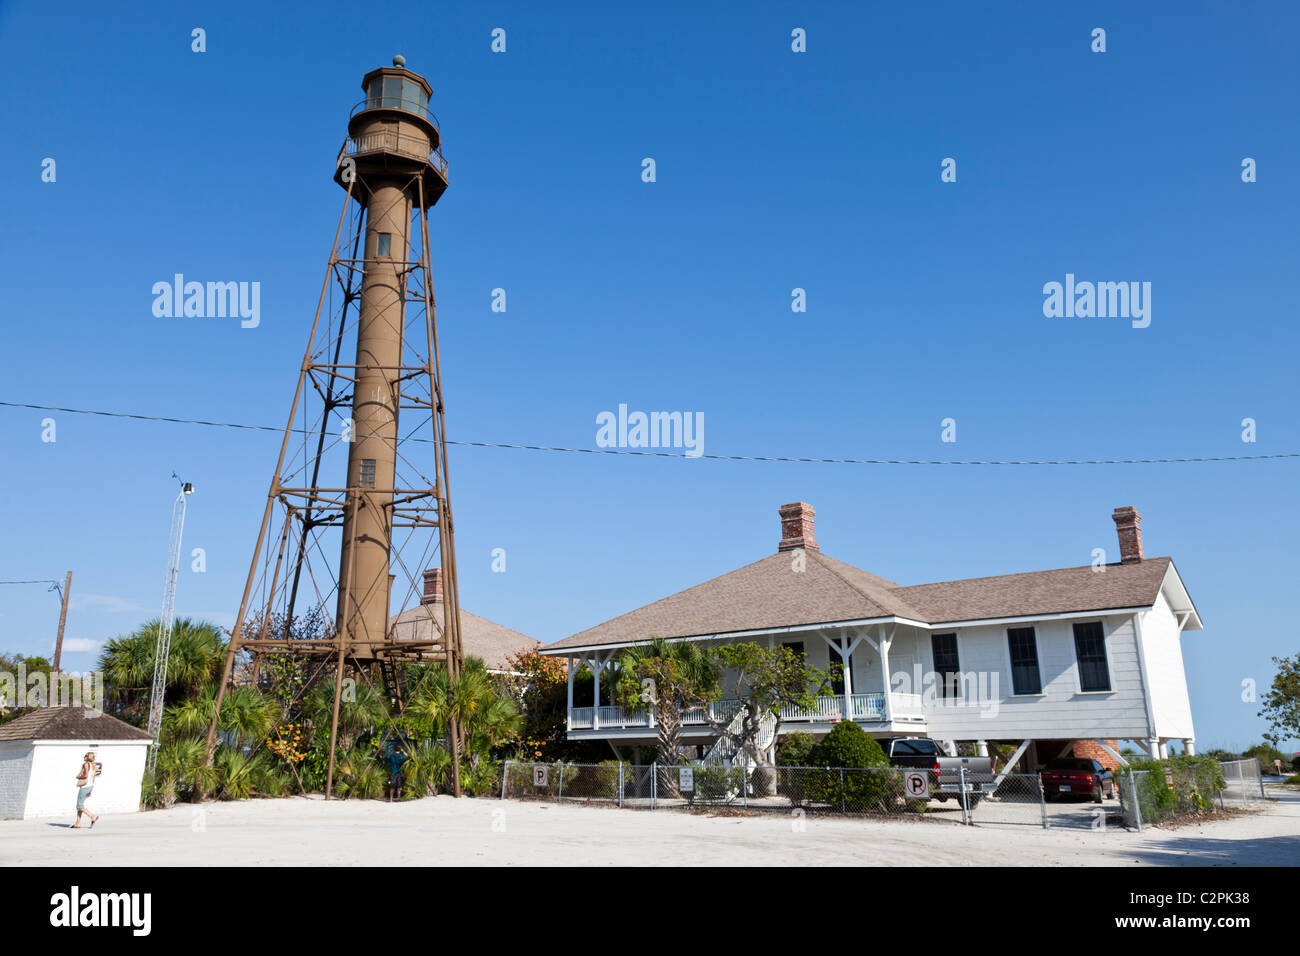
[[500, 755, 1270, 832], [1116, 758, 1268, 830], [1219, 758, 1267, 807], [501, 760, 625, 806], [500, 761, 1056, 826]]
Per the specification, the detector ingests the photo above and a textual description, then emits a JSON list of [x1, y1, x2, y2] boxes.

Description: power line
[[2, 399, 1297, 466], [0, 580, 60, 586]]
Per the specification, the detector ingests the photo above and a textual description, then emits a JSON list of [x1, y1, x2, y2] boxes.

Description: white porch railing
[[890, 692, 924, 720], [598, 705, 649, 728], [569, 692, 921, 731]]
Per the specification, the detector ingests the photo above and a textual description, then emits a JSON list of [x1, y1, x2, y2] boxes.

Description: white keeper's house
[[540, 503, 1202, 770]]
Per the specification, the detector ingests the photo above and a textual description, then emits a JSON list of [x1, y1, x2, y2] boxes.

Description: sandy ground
[[2, 787, 1296, 867]]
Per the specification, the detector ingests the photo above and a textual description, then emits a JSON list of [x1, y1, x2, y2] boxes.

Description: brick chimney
[[1112, 507, 1143, 564], [421, 567, 444, 606], [778, 502, 819, 552]]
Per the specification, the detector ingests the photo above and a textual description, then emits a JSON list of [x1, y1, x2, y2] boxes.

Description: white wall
[[0, 743, 36, 819], [919, 613, 1152, 741], [18, 740, 148, 819], [1138, 592, 1196, 739]]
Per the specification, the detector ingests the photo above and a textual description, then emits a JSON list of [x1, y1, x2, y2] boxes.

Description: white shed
[[0, 706, 152, 820]]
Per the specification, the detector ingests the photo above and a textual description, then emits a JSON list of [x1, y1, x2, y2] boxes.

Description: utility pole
[[52, 571, 72, 673]]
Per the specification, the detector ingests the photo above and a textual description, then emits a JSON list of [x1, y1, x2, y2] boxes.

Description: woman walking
[[71, 751, 99, 828]]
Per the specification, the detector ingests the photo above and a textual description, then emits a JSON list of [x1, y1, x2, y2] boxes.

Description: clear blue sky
[[1, 0, 1296, 752]]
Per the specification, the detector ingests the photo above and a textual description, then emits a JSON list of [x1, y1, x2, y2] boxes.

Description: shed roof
[[0, 706, 153, 742]]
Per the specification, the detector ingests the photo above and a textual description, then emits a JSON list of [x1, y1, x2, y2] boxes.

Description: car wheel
[[1093, 784, 1103, 804]]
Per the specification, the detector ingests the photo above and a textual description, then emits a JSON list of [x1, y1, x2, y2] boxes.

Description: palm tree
[[164, 685, 273, 748], [613, 638, 719, 792], [406, 658, 523, 769], [302, 678, 390, 752], [97, 618, 227, 723]]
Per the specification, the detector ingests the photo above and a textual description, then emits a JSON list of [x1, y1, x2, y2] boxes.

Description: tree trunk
[[656, 702, 681, 797]]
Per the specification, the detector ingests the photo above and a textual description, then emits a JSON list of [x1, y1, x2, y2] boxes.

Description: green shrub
[[330, 747, 386, 799], [776, 732, 816, 767], [401, 742, 451, 798], [799, 724, 895, 812], [140, 769, 178, 810], [461, 759, 502, 797], [809, 722, 888, 769], [1124, 754, 1226, 822], [1123, 762, 1177, 820], [214, 747, 289, 800], [680, 765, 747, 805]]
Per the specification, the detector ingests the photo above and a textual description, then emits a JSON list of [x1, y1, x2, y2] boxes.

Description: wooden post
[[52, 571, 72, 674]]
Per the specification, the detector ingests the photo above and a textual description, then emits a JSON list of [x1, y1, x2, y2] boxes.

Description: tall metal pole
[[51, 571, 71, 674], [147, 481, 192, 776]]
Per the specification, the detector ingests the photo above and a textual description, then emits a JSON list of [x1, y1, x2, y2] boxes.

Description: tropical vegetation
[[90, 614, 526, 807]]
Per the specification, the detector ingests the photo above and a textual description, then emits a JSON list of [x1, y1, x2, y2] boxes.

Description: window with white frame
[[931, 633, 960, 699], [1072, 621, 1111, 692], [1007, 626, 1042, 695]]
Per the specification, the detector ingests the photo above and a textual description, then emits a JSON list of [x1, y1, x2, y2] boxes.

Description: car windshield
[[892, 739, 941, 755], [1046, 759, 1096, 771]]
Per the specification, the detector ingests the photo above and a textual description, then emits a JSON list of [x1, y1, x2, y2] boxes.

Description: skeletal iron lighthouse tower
[[204, 57, 466, 797]]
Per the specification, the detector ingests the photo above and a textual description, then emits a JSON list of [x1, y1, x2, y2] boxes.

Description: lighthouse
[[206, 56, 465, 797], [333, 55, 449, 659]]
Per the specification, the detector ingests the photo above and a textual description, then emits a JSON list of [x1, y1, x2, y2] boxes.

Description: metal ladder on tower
[[378, 658, 404, 709]]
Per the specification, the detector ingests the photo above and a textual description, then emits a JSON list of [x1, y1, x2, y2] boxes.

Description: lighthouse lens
[[401, 81, 419, 114]]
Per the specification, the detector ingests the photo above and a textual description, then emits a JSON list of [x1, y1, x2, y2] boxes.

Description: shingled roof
[[896, 558, 1173, 624], [0, 706, 153, 742], [543, 504, 1193, 653], [391, 605, 540, 670]]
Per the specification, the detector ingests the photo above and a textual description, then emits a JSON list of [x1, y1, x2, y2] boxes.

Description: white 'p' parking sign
[[533, 765, 548, 787], [904, 770, 929, 799]]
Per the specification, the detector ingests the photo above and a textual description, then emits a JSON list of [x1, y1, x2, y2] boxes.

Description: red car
[[1040, 758, 1115, 803]]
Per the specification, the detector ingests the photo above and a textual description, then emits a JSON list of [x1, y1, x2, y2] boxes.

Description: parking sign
[[533, 765, 548, 787], [904, 770, 929, 799], [679, 767, 694, 792]]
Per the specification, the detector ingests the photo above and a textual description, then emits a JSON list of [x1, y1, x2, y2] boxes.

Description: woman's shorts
[[76, 786, 94, 811]]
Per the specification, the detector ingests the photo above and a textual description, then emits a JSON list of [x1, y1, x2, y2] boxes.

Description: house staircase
[[701, 706, 777, 770]]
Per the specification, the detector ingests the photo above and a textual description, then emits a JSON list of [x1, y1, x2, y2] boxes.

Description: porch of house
[[567, 690, 926, 736], [558, 621, 929, 738]]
